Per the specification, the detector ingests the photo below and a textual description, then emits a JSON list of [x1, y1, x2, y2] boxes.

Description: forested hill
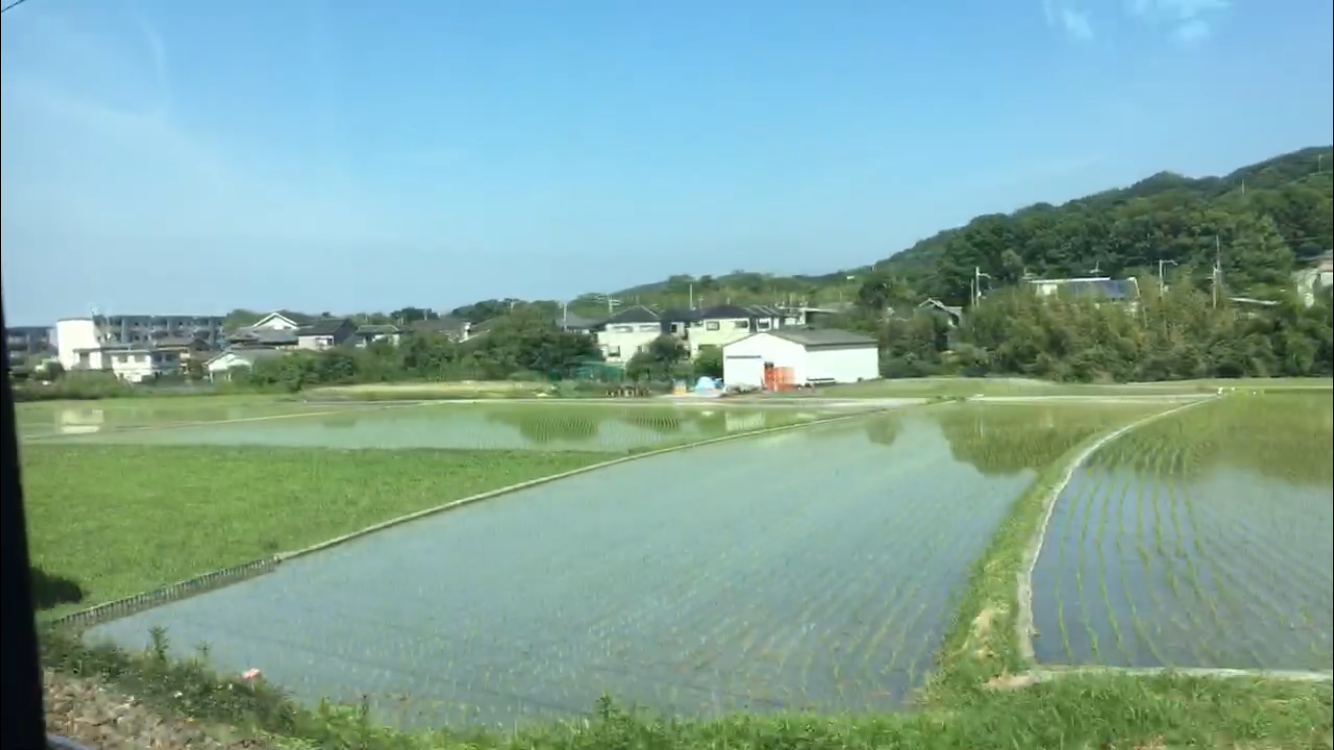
[[559, 145, 1331, 314]]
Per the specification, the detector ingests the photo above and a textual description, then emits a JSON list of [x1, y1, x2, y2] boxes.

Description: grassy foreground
[[31, 402, 1334, 749], [22, 445, 611, 618]]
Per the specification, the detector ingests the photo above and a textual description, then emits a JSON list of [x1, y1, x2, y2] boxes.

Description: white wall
[[55, 319, 101, 370], [805, 346, 879, 384], [596, 323, 662, 363], [722, 333, 806, 387]]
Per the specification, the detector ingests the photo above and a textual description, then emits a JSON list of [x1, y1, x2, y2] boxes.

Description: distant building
[[295, 318, 356, 350], [96, 314, 225, 348], [1027, 277, 1140, 302], [5, 326, 54, 367]]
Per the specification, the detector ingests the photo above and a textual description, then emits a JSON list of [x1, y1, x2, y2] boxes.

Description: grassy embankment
[[26, 398, 1334, 749], [785, 376, 1334, 399]]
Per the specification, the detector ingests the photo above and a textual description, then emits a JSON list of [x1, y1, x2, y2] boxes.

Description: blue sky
[[2, 0, 1330, 324]]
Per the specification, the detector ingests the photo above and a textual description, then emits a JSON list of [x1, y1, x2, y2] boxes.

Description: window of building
[[734, 320, 750, 329], [705, 321, 720, 331], [612, 325, 633, 333], [756, 320, 771, 330]]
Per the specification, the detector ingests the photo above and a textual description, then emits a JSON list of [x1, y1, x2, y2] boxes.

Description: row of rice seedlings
[[1096, 465, 1134, 664], [1053, 474, 1083, 662], [1074, 466, 1105, 661], [1132, 430, 1283, 667]]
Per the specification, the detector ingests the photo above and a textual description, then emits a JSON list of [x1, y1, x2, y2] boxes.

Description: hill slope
[[586, 146, 1331, 312]]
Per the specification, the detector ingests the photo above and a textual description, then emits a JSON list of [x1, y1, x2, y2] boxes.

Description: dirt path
[[44, 670, 274, 749]]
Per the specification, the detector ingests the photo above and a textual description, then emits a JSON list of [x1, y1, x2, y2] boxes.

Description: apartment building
[[5, 326, 54, 367], [96, 314, 226, 348]]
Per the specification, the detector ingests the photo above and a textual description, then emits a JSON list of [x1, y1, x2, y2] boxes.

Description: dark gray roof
[[768, 327, 877, 348], [660, 308, 700, 322], [600, 305, 661, 325], [217, 348, 287, 365], [298, 318, 353, 336], [697, 304, 756, 320], [231, 328, 298, 345], [408, 315, 469, 333]]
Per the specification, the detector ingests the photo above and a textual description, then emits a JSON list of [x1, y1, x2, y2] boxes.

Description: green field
[[22, 399, 846, 618], [1031, 392, 1333, 672], [25, 395, 1334, 748]]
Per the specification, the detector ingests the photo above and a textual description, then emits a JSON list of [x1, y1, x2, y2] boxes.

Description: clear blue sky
[[2, 0, 1330, 324]]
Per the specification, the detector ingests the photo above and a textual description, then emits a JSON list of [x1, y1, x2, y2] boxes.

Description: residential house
[[1027, 277, 1140, 303], [687, 304, 788, 356], [66, 345, 181, 383], [353, 324, 405, 347], [407, 315, 472, 342], [591, 306, 665, 363], [5, 325, 54, 367], [917, 298, 965, 349], [226, 327, 299, 349], [205, 348, 287, 381], [226, 311, 308, 349], [722, 328, 879, 388], [1293, 251, 1333, 308], [296, 318, 356, 350], [152, 335, 215, 362]]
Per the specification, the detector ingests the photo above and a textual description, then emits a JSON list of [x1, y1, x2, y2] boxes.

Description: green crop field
[[22, 400, 852, 618], [57, 401, 1169, 729], [1030, 392, 1333, 672]]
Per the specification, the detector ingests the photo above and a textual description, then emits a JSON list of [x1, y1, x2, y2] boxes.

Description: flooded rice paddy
[[82, 402, 1155, 729], [1031, 392, 1333, 672], [20, 400, 854, 453]]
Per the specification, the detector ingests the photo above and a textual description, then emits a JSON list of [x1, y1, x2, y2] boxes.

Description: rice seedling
[[1031, 392, 1332, 671]]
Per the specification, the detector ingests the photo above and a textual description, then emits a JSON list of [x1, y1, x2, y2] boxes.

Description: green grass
[[23, 444, 611, 618], [793, 376, 1334, 399], [41, 626, 1333, 750]]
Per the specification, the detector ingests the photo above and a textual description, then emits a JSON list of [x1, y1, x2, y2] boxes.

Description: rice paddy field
[[19, 399, 847, 452], [64, 400, 1165, 730], [1030, 392, 1334, 673]]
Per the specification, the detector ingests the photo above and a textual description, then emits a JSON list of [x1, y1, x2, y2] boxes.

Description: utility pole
[[972, 267, 991, 308], [688, 283, 694, 310], [1157, 259, 1177, 291], [1211, 236, 1222, 309]]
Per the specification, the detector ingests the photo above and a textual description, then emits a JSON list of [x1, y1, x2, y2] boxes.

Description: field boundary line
[[275, 403, 924, 563], [1014, 395, 1215, 666], [46, 557, 279, 631], [1028, 665, 1333, 683]]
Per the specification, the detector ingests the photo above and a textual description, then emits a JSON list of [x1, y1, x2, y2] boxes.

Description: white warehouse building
[[721, 328, 880, 388]]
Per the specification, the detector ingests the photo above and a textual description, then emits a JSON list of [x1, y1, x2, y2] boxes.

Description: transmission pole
[[1211, 236, 1221, 308]]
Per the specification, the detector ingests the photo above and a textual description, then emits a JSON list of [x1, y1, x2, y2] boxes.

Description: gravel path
[[43, 670, 275, 750]]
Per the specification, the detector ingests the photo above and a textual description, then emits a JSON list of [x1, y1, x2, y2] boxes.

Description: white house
[[592, 306, 665, 363], [205, 348, 287, 381], [722, 328, 879, 388]]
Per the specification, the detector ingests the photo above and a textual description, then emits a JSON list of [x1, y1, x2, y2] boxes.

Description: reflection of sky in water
[[36, 405, 839, 452], [88, 415, 1037, 730], [1032, 462, 1333, 671]]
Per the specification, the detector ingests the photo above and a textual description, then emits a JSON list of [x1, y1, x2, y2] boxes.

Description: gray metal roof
[[767, 327, 877, 348]]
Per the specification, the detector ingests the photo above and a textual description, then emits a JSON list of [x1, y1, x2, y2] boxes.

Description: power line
[[1, 0, 33, 15]]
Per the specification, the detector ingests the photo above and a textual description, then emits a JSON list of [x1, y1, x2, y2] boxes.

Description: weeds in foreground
[[43, 625, 1332, 750]]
